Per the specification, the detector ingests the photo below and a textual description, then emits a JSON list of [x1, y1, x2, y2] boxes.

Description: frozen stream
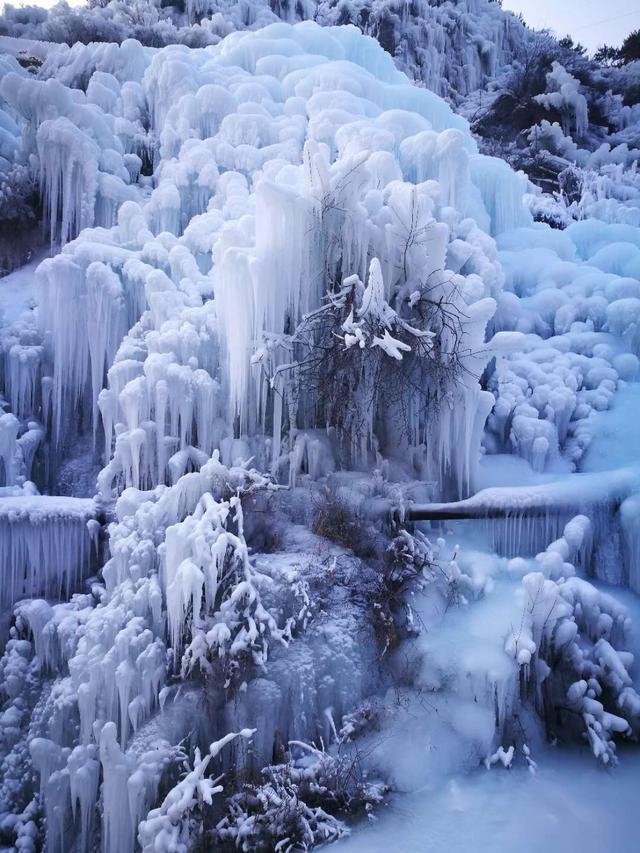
[[335, 744, 640, 853], [334, 579, 640, 853]]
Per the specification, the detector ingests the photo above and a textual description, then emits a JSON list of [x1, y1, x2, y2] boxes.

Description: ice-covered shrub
[[0, 164, 41, 276], [367, 529, 436, 652], [173, 490, 309, 683], [310, 484, 379, 558], [138, 729, 255, 853], [506, 517, 640, 764], [535, 62, 589, 141], [214, 734, 387, 851]]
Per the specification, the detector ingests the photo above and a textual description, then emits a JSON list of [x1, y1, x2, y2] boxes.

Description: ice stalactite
[[86, 261, 127, 436], [0, 412, 21, 487], [2, 325, 44, 424], [1, 58, 145, 248], [35, 246, 148, 455], [620, 495, 640, 593], [0, 411, 43, 488], [166, 491, 294, 675], [36, 255, 90, 445], [37, 118, 100, 248]]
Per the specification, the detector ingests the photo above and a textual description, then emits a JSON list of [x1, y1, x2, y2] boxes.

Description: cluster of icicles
[[4, 453, 275, 853]]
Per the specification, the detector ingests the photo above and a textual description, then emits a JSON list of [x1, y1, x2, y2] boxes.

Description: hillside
[[0, 4, 640, 853]]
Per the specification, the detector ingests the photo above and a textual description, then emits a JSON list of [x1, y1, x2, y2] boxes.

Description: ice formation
[[0, 7, 640, 853]]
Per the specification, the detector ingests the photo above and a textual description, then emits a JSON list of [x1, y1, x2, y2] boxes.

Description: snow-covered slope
[[1, 0, 532, 100], [0, 11, 639, 853]]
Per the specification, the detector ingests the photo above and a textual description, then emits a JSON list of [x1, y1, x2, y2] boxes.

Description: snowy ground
[[582, 381, 640, 472], [334, 574, 640, 853], [335, 745, 640, 853]]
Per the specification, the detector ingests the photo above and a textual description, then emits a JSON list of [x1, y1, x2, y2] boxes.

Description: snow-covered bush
[[214, 735, 387, 851], [172, 490, 309, 683], [0, 1, 217, 48], [367, 529, 435, 652], [534, 62, 589, 141]]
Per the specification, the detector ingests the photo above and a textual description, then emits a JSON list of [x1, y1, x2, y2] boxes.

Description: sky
[[9, 0, 640, 53], [502, 0, 640, 52]]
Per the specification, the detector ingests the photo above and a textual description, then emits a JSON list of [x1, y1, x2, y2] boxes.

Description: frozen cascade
[[1, 15, 640, 853], [28, 22, 527, 500]]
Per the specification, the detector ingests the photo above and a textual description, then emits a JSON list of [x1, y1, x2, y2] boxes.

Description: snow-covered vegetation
[[1, 1, 640, 851]]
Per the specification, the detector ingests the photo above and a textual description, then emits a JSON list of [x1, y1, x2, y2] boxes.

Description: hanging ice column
[[0, 67, 142, 249], [36, 248, 149, 452], [214, 173, 321, 436], [37, 118, 100, 247]]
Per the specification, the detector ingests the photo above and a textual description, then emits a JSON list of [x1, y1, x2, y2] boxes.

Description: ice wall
[[10, 22, 535, 503]]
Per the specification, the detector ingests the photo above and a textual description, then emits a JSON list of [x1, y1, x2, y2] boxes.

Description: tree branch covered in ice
[[214, 723, 388, 851], [170, 488, 309, 681], [138, 729, 255, 853], [260, 254, 467, 468]]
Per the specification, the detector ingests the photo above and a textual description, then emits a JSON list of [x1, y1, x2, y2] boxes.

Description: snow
[[334, 746, 640, 853], [0, 253, 41, 329]]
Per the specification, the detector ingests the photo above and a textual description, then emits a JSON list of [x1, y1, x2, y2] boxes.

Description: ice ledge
[[0, 494, 100, 609], [405, 467, 640, 520]]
